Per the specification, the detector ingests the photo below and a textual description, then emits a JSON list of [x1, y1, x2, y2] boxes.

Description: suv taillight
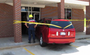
[[68, 32, 70, 36], [56, 32, 58, 36]]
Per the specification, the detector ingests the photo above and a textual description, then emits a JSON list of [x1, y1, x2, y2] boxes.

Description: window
[[38, 19, 44, 23], [37, 19, 44, 26], [45, 20, 51, 24], [29, 7, 31, 11], [45, 20, 51, 27], [65, 9, 71, 19], [21, 7, 40, 21], [50, 21, 74, 29], [21, 7, 40, 12], [21, 7, 28, 11], [32, 7, 40, 11]]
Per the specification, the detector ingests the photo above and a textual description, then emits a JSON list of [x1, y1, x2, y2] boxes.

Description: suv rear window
[[49, 21, 74, 29]]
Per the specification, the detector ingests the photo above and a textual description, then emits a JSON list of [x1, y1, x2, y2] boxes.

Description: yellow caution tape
[[69, 20, 84, 21], [14, 20, 62, 29], [64, 23, 72, 29], [13, 19, 90, 29]]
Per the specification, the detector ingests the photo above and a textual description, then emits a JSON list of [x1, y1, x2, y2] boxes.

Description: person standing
[[25, 14, 37, 43]]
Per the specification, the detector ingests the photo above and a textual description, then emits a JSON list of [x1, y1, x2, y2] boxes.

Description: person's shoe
[[28, 41, 31, 43]]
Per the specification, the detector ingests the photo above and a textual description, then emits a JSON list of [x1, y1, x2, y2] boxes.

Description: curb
[[0, 43, 39, 50], [0, 37, 90, 50], [76, 37, 90, 40]]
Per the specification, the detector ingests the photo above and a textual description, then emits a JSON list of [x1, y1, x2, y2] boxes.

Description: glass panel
[[67, 9, 71, 19], [35, 13, 39, 21], [21, 7, 28, 11], [29, 7, 31, 11], [50, 21, 74, 29], [65, 9, 67, 19], [32, 7, 40, 11]]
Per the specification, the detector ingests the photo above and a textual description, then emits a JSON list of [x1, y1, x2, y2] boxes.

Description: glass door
[[21, 7, 40, 21]]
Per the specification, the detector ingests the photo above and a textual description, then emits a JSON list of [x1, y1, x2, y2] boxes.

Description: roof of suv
[[52, 19, 69, 21]]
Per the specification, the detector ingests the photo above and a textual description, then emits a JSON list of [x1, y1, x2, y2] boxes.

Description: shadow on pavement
[[44, 44, 79, 54]]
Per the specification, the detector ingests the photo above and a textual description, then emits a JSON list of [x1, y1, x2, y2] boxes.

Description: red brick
[[0, 3, 14, 38], [72, 9, 84, 32], [41, 6, 58, 19], [86, 6, 90, 34], [57, 0, 65, 18], [41, 7, 84, 32], [13, 0, 22, 42]]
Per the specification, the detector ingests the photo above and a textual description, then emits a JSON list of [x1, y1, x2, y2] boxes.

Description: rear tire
[[39, 35, 47, 47]]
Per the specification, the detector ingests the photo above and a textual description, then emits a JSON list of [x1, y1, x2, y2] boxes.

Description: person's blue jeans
[[28, 29, 35, 41]]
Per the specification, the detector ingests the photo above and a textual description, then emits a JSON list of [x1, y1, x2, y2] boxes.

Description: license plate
[[60, 32, 66, 35]]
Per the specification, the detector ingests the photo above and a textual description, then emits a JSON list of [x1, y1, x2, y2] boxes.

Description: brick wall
[[86, 6, 90, 34], [0, 3, 14, 38], [41, 6, 84, 32], [13, 0, 22, 42], [72, 9, 84, 32], [41, 6, 58, 19]]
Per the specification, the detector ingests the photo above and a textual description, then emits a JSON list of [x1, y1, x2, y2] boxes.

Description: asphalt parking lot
[[0, 38, 90, 55]]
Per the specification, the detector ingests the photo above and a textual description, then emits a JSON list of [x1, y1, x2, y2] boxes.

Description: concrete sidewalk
[[0, 32, 90, 50], [75, 32, 90, 39], [0, 36, 39, 50]]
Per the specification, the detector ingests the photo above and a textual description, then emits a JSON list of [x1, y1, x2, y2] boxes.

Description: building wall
[[0, 3, 14, 38], [78, 0, 89, 2], [41, 6, 84, 32], [72, 9, 84, 32], [86, 6, 90, 34], [41, 6, 58, 19]]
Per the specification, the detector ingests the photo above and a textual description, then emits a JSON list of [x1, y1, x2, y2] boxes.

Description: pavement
[[75, 32, 90, 39], [0, 32, 90, 50], [0, 35, 39, 49], [0, 38, 90, 55]]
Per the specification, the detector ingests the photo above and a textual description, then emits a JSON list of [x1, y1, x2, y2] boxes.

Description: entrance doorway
[[21, 12, 28, 35], [21, 7, 40, 35], [21, 7, 40, 21], [30, 12, 40, 21]]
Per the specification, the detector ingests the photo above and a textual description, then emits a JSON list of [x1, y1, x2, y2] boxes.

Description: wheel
[[39, 35, 47, 47]]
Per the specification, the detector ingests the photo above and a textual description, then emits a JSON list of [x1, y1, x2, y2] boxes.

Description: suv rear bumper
[[48, 37, 75, 44]]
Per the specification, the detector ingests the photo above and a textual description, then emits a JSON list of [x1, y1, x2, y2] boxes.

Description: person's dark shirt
[[27, 19, 36, 30]]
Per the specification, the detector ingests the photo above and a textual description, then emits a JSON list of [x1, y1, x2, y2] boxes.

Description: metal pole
[[27, 7, 29, 20], [31, 7, 32, 15], [34, 13, 35, 20]]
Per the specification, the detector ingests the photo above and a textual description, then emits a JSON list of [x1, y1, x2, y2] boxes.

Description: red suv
[[35, 19, 75, 47]]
